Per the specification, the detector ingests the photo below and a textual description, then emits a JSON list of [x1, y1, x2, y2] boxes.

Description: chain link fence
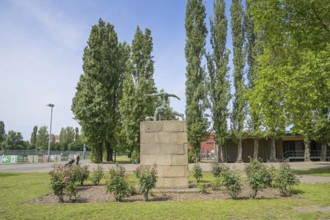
[[0, 150, 91, 164]]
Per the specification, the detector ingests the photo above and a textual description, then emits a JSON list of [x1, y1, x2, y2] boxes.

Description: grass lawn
[[294, 167, 330, 177], [0, 171, 330, 220]]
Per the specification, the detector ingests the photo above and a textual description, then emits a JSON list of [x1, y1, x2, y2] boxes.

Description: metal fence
[[283, 149, 330, 162], [0, 150, 91, 164]]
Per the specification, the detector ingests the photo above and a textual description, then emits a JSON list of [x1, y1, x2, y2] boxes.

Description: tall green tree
[[37, 126, 48, 150], [0, 121, 5, 146], [119, 27, 156, 155], [2, 130, 25, 150], [72, 19, 126, 163], [230, 0, 246, 162], [244, 0, 263, 159], [248, 0, 330, 161], [30, 126, 38, 150], [59, 127, 75, 150], [185, 0, 209, 160], [207, 0, 231, 162]]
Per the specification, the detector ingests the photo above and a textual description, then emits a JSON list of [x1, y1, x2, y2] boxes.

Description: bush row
[[49, 164, 158, 202], [193, 160, 300, 199]]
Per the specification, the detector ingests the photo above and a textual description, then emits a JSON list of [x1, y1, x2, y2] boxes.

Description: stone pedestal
[[140, 121, 188, 189]]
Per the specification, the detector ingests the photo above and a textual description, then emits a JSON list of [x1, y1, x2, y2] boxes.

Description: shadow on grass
[[0, 172, 23, 177], [291, 188, 304, 195], [294, 168, 330, 176]]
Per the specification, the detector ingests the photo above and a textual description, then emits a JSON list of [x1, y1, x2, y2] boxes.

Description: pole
[[47, 104, 54, 162]]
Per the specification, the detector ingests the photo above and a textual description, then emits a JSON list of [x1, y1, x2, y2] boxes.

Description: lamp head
[[46, 103, 55, 108]]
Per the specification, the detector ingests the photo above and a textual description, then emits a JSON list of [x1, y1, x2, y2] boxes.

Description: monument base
[[140, 121, 188, 189]]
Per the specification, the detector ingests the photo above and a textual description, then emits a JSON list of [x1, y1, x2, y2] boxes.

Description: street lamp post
[[46, 103, 54, 162]]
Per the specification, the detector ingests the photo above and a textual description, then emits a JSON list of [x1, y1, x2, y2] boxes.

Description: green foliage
[[72, 19, 126, 163], [192, 163, 203, 183], [0, 121, 5, 144], [197, 183, 209, 194], [135, 164, 158, 201], [90, 165, 104, 185], [188, 150, 195, 163], [1, 130, 25, 150], [131, 150, 140, 164], [207, 0, 231, 163], [29, 125, 38, 150], [119, 27, 156, 155], [230, 0, 246, 146], [210, 162, 228, 179], [211, 178, 222, 191], [70, 165, 90, 186], [247, 0, 330, 150], [245, 159, 272, 198], [221, 169, 241, 199], [272, 163, 300, 196], [48, 165, 79, 202], [106, 164, 130, 201], [2, 172, 330, 219], [185, 0, 209, 154], [37, 126, 48, 150]]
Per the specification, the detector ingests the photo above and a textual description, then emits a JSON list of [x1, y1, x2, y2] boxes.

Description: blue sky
[[0, 0, 232, 140]]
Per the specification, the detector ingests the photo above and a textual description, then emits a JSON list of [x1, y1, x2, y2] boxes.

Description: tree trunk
[[237, 139, 242, 162], [216, 143, 226, 163], [304, 139, 311, 162], [269, 138, 276, 162], [320, 142, 327, 161], [106, 142, 113, 162], [253, 138, 259, 160], [94, 145, 103, 163]]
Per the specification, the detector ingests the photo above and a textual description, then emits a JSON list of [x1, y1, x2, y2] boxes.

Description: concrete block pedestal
[[140, 121, 188, 189]]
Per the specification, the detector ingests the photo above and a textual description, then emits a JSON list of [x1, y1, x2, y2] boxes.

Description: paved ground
[[1, 160, 329, 184]]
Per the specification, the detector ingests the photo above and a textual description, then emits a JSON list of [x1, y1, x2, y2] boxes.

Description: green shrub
[[135, 164, 158, 201], [245, 160, 272, 199], [245, 159, 263, 177], [64, 180, 78, 202], [131, 150, 140, 164], [89, 151, 96, 163], [272, 163, 300, 196], [48, 165, 79, 203], [49, 170, 66, 202], [188, 151, 194, 163], [106, 164, 130, 202], [221, 169, 241, 199], [210, 162, 228, 179], [192, 163, 203, 183], [197, 183, 209, 194], [90, 165, 104, 185], [70, 165, 90, 186], [211, 178, 222, 191]]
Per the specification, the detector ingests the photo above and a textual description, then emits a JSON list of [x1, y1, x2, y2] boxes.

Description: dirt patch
[[294, 206, 330, 213], [25, 183, 293, 204], [298, 175, 330, 184]]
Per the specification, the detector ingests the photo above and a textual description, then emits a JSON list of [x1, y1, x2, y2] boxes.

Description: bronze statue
[[146, 89, 184, 121]]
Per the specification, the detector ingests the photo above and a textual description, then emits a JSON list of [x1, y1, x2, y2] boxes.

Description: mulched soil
[[25, 182, 290, 204]]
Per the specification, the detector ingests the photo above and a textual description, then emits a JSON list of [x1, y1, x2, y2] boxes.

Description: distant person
[[76, 153, 80, 165]]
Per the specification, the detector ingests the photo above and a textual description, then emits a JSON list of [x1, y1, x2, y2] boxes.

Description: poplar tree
[[244, 0, 262, 159], [30, 126, 38, 150], [207, 0, 230, 162], [185, 0, 209, 160], [0, 121, 5, 145], [119, 27, 156, 156], [37, 126, 48, 150], [230, 0, 246, 162], [72, 19, 125, 163]]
